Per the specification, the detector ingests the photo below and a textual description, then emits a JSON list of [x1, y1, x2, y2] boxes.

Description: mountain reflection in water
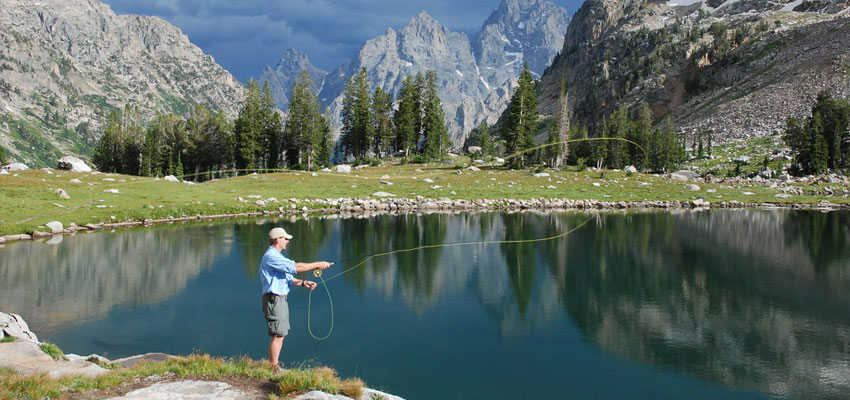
[[0, 210, 847, 399]]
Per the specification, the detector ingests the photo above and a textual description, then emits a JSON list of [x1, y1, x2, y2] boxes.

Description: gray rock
[[55, 188, 70, 199], [624, 165, 638, 173], [372, 192, 396, 197], [671, 171, 700, 181], [467, 146, 482, 154], [533, 172, 550, 177], [112, 353, 177, 368], [163, 175, 180, 182], [104, 380, 264, 400], [380, 180, 394, 185], [57, 156, 93, 172], [292, 388, 404, 400], [685, 184, 701, 191], [334, 165, 352, 174], [45, 221, 64, 234], [0, 169, 8, 175], [1, 312, 38, 342], [70, 178, 83, 183], [4, 163, 28, 171]]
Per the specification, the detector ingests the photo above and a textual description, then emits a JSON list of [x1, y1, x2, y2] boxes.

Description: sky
[[99, 0, 585, 81]]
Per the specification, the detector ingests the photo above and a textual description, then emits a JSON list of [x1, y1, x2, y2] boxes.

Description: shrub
[[576, 157, 588, 172]]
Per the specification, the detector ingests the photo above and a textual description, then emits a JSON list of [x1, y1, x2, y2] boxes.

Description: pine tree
[[340, 68, 373, 161], [314, 108, 334, 168], [477, 122, 493, 159], [552, 77, 570, 168], [629, 103, 652, 170], [284, 70, 325, 169], [371, 87, 393, 158], [0, 145, 7, 165], [261, 81, 283, 169], [605, 104, 629, 169], [503, 62, 538, 169], [93, 111, 124, 173], [810, 112, 829, 174], [393, 76, 419, 159], [421, 71, 449, 160], [234, 80, 264, 171]]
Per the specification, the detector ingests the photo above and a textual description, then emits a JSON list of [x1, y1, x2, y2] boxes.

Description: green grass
[[688, 135, 786, 177], [273, 366, 364, 399], [0, 336, 17, 343], [0, 354, 364, 400], [0, 160, 845, 235], [39, 342, 67, 361]]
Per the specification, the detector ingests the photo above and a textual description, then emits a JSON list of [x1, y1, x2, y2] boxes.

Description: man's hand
[[317, 261, 334, 270], [304, 280, 318, 290]]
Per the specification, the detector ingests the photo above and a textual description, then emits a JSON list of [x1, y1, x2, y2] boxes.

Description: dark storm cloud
[[99, 0, 584, 81]]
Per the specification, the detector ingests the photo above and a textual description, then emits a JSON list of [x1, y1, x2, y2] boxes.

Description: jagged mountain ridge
[[259, 0, 569, 147], [535, 0, 850, 144], [255, 48, 328, 110], [0, 0, 245, 167]]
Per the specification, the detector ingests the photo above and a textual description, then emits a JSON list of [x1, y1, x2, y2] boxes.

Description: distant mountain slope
[[0, 0, 245, 167], [254, 48, 327, 110], [535, 0, 850, 144], [258, 0, 570, 147]]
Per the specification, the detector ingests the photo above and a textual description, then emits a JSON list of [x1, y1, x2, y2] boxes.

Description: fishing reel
[[314, 269, 323, 277]]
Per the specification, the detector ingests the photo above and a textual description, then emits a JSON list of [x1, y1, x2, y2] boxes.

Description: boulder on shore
[[57, 156, 93, 172], [3, 163, 28, 171], [671, 170, 700, 181]]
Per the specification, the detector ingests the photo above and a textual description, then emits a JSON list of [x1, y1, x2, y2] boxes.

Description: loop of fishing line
[[305, 214, 596, 340]]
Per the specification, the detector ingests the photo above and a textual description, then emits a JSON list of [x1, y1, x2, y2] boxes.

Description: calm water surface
[[1, 210, 849, 399]]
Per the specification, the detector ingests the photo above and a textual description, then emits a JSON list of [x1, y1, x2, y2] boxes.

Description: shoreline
[[2, 196, 848, 244]]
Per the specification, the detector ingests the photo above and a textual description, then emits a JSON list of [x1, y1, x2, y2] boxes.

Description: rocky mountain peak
[[258, 0, 569, 147], [0, 0, 245, 167], [474, 0, 570, 81], [256, 48, 327, 109], [534, 0, 850, 147]]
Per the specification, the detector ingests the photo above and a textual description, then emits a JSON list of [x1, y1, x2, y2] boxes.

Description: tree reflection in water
[[2, 210, 848, 399]]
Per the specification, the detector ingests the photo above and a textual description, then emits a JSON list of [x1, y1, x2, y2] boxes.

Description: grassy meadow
[[0, 158, 846, 236]]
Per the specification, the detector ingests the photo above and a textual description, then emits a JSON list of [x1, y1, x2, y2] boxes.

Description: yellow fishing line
[[173, 136, 649, 182], [306, 214, 596, 340]]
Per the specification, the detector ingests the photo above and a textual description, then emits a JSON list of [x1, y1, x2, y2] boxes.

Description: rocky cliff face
[[261, 0, 569, 146], [254, 48, 327, 110], [535, 0, 850, 143], [0, 0, 245, 167]]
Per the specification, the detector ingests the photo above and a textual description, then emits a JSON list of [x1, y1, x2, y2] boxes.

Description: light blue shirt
[[259, 246, 297, 296]]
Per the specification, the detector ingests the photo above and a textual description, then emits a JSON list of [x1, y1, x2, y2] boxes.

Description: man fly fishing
[[260, 227, 333, 372]]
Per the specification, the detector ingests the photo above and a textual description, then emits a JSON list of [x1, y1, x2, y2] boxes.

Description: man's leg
[[269, 335, 285, 368]]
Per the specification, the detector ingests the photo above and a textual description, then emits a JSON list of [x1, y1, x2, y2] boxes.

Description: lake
[[1, 209, 848, 399]]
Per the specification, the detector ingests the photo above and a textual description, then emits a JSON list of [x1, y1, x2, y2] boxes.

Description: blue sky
[[99, 0, 585, 81]]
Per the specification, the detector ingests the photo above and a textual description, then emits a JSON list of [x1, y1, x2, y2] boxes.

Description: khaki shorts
[[262, 293, 290, 337]]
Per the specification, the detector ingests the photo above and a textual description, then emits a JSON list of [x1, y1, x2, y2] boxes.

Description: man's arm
[[294, 261, 334, 273]]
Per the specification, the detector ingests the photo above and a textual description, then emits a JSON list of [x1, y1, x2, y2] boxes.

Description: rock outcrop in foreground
[[0, 311, 402, 400]]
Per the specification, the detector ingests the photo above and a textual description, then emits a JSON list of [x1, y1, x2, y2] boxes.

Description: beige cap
[[269, 227, 293, 240]]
